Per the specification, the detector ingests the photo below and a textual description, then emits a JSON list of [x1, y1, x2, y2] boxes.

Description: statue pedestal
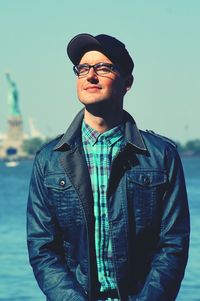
[[0, 115, 25, 159], [7, 116, 23, 141]]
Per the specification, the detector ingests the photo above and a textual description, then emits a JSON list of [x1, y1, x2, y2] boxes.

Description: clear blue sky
[[0, 0, 199, 143]]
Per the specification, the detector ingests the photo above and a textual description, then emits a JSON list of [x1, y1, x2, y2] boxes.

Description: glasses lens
[[74, 64, 89, 76], [95, 63, 113, 75]]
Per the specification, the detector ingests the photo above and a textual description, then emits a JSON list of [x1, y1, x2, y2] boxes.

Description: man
[[27, 33, 190, 301]]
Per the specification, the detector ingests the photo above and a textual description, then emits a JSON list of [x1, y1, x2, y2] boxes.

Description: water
[[0, 158, 199, 300], [0, 160, 44, 301], [176, 157, 200, 301]]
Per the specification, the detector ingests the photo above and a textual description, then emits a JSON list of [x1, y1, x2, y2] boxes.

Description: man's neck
[[84, 108, 123, 133]]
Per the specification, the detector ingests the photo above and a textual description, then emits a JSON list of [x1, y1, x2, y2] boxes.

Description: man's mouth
[[84, 85, 101, 92]]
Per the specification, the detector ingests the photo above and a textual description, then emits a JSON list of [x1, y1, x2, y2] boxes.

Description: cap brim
[[67, 34, 103, 65]]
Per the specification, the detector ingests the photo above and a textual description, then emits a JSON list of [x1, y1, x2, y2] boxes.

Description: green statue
[[6, 73, 21, 116]]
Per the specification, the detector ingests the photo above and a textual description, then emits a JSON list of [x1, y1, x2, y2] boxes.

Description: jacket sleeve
[[27, 153, 87, 301], [134, 147, 190, 301]]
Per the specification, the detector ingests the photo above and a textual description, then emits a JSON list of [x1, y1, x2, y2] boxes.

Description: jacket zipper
[[107, 149, 123, 301], [107, 145, 129, 301], [108, 220, 122, 301]]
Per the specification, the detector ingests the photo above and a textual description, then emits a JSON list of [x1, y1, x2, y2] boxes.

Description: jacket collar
[[53, 109, 147, 152], [123, 110, 147, 152]]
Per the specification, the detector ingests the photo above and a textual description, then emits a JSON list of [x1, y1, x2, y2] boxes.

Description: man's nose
[[86, 67, 98, 81]]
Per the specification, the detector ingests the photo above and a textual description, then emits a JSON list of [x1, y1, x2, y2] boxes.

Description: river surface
[[0, 157, 199, 300]]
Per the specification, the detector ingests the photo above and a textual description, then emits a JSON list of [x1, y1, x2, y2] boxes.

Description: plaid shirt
[[82, 121, 124, 300]]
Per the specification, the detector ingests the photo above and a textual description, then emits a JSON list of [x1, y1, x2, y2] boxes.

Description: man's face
[[76, 50, 130, 109]]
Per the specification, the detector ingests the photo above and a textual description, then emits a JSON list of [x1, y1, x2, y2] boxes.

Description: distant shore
[[1, 137, 200, 161]]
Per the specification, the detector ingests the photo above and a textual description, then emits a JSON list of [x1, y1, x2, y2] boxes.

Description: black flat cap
[[67, 33, 134, 76]]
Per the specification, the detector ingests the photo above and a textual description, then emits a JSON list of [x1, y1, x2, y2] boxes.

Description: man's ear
[[124, 75, 134, 93]]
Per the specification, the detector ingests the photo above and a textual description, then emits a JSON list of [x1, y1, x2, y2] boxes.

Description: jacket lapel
[[60, 145, 94, 225]]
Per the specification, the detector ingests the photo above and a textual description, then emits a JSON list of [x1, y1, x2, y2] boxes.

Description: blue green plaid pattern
[[82, 121, 124, 296]]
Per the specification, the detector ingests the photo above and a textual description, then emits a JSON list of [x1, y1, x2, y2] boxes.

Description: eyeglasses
[[73, 62, 119, 77]]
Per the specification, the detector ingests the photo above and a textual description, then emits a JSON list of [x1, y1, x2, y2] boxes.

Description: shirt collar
[[82, 120, 124, 147]]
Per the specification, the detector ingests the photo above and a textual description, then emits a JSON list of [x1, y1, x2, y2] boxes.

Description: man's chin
[[79, 97, 104, 105], [83, 99, 114, 116]]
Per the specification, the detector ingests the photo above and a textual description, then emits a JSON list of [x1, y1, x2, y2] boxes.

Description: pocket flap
[[44, 174, 72, 190], [128, 170, 167, 187]]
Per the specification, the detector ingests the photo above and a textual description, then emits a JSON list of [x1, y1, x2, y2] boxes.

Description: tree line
[[23, 137, 200, 157], [176, 139, 200, 156]]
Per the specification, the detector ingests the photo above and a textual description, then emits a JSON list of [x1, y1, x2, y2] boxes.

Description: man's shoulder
[[140, 129, 177, 150], [36, 134, 64, 157]]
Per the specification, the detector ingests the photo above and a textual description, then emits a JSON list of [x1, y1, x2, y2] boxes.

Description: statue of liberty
[[6, 73, 21, 116]]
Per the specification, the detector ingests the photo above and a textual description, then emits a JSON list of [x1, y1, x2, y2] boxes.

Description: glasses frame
[[73, 62, 120, 77]]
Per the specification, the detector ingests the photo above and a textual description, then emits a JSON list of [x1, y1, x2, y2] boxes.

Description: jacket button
[[59, 179, 65, 186], [141, 175, 150, 185]]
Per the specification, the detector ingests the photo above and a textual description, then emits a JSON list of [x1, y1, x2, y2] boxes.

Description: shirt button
[[59, 179, 65, 187], [141, 175, 150, 185]]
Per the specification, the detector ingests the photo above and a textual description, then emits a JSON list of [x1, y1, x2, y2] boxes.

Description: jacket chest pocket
[[127, 169, 167, 228], [44, 174, 84, 226]]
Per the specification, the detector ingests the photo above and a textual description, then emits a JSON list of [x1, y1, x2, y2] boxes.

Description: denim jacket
[[27, 110, 190, 301]]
